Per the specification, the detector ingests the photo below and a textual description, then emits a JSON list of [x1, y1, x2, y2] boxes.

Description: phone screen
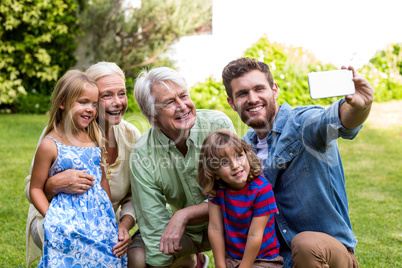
[[308, 70, 355, 99]]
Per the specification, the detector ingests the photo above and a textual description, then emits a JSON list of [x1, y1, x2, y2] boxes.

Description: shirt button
[[289, 153, 293, 156], [283, 229, 287, 233], [276, 211, 279, 215]]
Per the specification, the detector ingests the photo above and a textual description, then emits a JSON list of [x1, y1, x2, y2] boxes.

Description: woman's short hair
[[86, 62, 125, 82], [134, 67, 188, 119], [197, 129, 261, 198]]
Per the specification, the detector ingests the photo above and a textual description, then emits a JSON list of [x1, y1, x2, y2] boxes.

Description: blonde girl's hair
[[197, 129, 262, 198], [45, 69, 103, 147]]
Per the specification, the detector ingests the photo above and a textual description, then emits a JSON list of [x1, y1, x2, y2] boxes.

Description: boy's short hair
[[197, 129, 261, 198]]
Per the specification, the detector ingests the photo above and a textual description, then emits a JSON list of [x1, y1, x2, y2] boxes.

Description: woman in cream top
[[25, 62, 143, 267]]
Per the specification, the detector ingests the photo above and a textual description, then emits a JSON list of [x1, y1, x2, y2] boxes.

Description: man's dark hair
[[222, 57, 274, 99]]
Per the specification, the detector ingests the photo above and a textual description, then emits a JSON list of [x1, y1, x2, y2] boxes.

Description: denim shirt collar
[[272, 102, 292, 134]]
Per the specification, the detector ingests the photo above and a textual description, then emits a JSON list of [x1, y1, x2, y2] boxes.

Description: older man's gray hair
[[134, 67, 189, 121]]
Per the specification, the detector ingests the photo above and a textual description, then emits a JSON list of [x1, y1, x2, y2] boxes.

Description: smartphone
[[308, 70, 355, 99]]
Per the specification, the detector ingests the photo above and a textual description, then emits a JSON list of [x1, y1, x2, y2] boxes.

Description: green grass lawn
[[0, 113, 400, 267]]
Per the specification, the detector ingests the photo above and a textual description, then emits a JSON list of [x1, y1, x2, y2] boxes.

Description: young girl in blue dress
[[197, 129, 283, 268], [29, 70, 127, 267]]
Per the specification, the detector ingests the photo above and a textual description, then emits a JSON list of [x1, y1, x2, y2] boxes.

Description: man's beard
[[241, 113, 274, 130], [241, 100, 276, 131]]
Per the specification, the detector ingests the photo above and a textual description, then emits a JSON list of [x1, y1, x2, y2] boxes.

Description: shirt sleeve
[[209, 195, 220, 206], [130, 149, 174, 266], [115, 121, 141, 222], [25, 126, 47, 203], [118, 187, 136, 222], [253, 182, 278, 217], [299, 99, 363, 149]]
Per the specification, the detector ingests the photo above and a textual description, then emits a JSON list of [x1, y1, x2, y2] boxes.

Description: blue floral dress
[[38, 137, 127, 267]]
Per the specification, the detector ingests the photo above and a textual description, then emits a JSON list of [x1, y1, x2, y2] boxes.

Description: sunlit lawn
[[0, 112, 400, 267]]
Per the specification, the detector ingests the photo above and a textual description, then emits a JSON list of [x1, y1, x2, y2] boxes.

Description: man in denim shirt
[[222, 58, 373, 268]]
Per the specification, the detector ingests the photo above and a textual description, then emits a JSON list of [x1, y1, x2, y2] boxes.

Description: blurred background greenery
[[0, 0, 212, 113], [1, 0, 401, 114], [1, 1, 401, 267]]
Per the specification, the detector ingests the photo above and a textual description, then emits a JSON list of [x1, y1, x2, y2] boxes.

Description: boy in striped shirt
[[197, 129, 283, 268]]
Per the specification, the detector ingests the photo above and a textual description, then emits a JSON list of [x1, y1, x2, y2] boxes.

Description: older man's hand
[[159, 211, 186, 255]]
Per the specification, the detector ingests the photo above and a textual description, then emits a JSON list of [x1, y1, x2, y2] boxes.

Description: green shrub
[[191, 37, 402, 111], [243, 36, 340, 107], [190, 77, 231, 110], [369, 43, 402, 75], [10, 77, 142, 115], [357, 43, 402, 102], [13, 90, 51, 114], [0, 0, 83, 109], [191, 36, 340, 110]]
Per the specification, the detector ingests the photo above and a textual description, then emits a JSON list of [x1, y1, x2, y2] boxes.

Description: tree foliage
[[0, 0, 83, 109], [80, 0, 213, 78], [191, 37, 402, 111], [243, 36, 339, 107], [191, 77, 231, 111], [191, 36, 339, 110], [358, 43, 402, 102], [1, 0, 212, 113]]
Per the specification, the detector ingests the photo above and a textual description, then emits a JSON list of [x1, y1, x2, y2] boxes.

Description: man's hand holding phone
[[340, 66, 374, 112]]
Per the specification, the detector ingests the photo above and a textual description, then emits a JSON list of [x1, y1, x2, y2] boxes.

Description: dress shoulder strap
[[44, 135, 58, 143]]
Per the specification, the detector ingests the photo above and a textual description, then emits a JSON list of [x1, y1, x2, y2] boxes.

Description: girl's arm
[[208, 201, 226, 268], [100, 166, 112, 201], [25, 166, 95, 202], [44, 170, 95, 199], [24, 127, 94, 203], [239, 215, 270, 268], [29, 139, 57, 217]]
